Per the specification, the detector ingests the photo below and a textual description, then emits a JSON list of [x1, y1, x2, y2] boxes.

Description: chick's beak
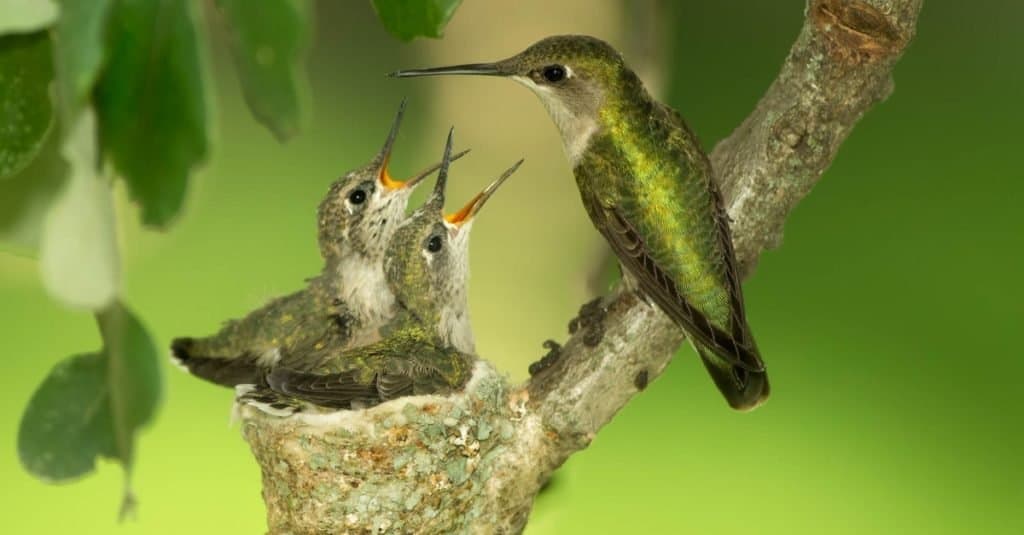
[[379, 149, 471, 192], [445, 159, 524, 227], [375, 99, 469, 192]]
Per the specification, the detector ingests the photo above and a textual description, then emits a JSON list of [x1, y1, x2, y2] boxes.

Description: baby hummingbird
[[392, 35, 769, 410], [246, 130, 522, 412], [172, 100, 467, 387]]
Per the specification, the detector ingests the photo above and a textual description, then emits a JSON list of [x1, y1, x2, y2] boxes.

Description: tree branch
[[240, 1, 923, 533]]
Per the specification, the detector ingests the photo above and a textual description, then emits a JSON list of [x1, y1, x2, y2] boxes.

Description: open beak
[[445, 159, 524, 228], [389, 62, 508, 79], [376, 98, 470, 192]]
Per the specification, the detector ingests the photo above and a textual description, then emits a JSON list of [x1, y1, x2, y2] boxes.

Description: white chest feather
[[437, 225, 475, 354], [440, 302, 475, 354], [335, 254, 394, 330]]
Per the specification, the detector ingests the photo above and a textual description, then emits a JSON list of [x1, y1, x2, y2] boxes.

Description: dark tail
[[170, 337, 265, 388], [694, 341, 770, 411]]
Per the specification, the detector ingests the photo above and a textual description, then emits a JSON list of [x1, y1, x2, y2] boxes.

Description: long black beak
[[389, 63, 506, 78]]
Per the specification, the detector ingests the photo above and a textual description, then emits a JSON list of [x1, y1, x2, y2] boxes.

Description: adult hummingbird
[[243, 130, 522, 412], [392, 35, 769, 410], [171, 100, 467, 387]]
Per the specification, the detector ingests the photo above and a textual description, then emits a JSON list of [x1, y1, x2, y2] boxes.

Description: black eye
[[542, 65, 566, 83], [426, 235, 443, 253], [348, 189, 366, 205]]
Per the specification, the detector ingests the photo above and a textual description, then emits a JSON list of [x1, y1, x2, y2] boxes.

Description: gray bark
[[241, 1, 923, 533]]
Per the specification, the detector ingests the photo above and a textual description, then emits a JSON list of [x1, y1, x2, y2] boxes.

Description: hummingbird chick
[[393, 35, 770, 410], [244, 130, 522, 413], [171, 100, 467, 387]]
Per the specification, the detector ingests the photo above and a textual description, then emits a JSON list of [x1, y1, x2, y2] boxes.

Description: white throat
[[334, 254, 394, 340], [439, 222, 475, 354], [512, 76, 598, 167]]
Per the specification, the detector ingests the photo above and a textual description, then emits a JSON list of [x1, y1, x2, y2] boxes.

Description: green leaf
[[95, 0, 208, 227], [0, 0, 59, 35], [18, 301, 161, 515], [371, 0, 463, 41], [214, 0, 309, 142], [52, 0, 113, 120], [18, 352, 117, 481], [0, 125, 68, 254], [96, 301, 163, 472], [0, 31, 55, 180], [39, 109, 120, 310]]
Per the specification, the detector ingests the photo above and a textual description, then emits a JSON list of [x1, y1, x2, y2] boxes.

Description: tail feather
[[234, 384, 304, 417], [170, 337, 265, 388], [692, 340, 769, 411]]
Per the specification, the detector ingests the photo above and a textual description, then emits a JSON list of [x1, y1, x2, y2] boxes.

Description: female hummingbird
[[171, 100, 467, 387], [392, 35, 769, 410], [244, 130, 522, 412]]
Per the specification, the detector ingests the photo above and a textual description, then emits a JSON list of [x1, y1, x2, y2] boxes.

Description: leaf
[[96, 301, 163, 472], [18, 301, 161, 516], [371, 0, 463, 41], [18, 352, 117, 481], [0, 125, 68, 254], [94, 0, 208, 227], [52, 0, 113, 120], [39, 109, 120, 310], [0, 0, 59, 35], [214, 0, 309, 142], [0, 31, 55, 180]]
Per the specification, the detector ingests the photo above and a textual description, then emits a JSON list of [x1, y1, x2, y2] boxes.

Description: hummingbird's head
[[317, 99, 469, 265], [385, 129, 521, 351], [391, 35, 639, 163]]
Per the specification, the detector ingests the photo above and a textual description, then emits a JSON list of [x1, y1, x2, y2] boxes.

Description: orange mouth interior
[[445, 192, 483, 226], [379, 158, 407, 191]]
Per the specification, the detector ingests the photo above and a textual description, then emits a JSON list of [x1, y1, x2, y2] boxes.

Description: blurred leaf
[[214, 0, 310, 142], [371, 0, 462, 41], [0, 32, 55, 180], [52, 0, 113, 120], [96, 300, 162, 517], [95, 0, 208, 227], [18, 301, 161, 516], [0, 126, 68, 254], [18, 352, 117, 481], [0, 0, 59, 35], [40, 110, 120, 309]]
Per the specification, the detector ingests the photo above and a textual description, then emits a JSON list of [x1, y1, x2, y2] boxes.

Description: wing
[[265, 367, 410, 409], [265, 334, 461, 409], [582, 190, 763, 373], [170, 287, 345, 387]]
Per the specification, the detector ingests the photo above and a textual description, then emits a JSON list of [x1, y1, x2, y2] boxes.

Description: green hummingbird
[[392, 35, 769, 410], [242, 130, 522, 412], [171, 100, 467, 387]]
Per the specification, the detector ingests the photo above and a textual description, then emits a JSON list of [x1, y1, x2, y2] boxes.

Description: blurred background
[[2, 0, 1022, 533]]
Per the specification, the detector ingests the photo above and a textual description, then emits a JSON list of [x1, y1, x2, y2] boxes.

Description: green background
[[2, 1, 1022, 533]]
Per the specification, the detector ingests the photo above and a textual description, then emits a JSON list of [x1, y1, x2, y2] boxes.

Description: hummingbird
[[242, 130, 522, 412], [171, 100, 467, 388], [392, 35, 769, 410]]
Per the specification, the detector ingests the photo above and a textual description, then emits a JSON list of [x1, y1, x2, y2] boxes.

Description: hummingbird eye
[[541, 65, 567, 83], [348, 189, 367, 205], [426, 235, 443, 253]]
